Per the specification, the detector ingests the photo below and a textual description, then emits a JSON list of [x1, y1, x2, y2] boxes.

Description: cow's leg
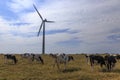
[[39, 57, 44, 64], [14, 57, 17, 64], [4, 56, 7, 64], [56, 62, 60, 70], [12, 59, 14, 64], [32, 57, 34, 61], [91, 64, 94, 71], [64, 62, 67, 70], [90, 59, 94, 71], [110, 63, 112, 71], [53, 63, 55, 68], [111, 63, 115, 70], [86, 57, 89, 65], [100, 63, 103, 68], [4, 59, 7, 64], [107, 63, 111, 71], [107, 63, 110, 71], [53, 60, 57, 68], [112, 63, 115, 68]]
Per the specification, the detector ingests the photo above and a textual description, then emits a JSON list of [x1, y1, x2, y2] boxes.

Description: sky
[[0, 0, 120, 54]]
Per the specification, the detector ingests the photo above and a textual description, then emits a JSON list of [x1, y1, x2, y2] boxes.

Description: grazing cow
[[50, 53, 74, 70], [31, 54, 44, 64], [4, 54, 18, 64], [104, 55, 117, 71], [86, 54, 105, 70], [21, 53, 31, 58]]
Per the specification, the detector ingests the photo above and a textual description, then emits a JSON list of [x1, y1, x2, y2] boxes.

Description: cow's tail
[[14, 56, 18, 64]]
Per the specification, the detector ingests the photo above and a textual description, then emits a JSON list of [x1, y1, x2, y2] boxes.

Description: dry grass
[[0, 54, 120, 80]]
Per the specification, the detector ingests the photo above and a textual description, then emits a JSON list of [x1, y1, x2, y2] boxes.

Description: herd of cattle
[[3, 53, 120, 71], [85, 54, 120, 71], [4, 53, 44, 64], [4, 53, 74, 71]]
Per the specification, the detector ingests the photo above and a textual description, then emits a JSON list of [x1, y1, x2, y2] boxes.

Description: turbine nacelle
[[44, 19, 54, 23], [44, 19, 47, 22]]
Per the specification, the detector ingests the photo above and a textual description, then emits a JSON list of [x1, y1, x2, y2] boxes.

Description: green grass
[[0, 54, 120, 80]]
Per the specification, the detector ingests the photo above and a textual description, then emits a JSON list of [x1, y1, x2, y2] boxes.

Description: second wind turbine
[[33, 4, 54, 54]]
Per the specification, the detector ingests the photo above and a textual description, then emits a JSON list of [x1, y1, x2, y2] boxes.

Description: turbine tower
[[33, 4, 54, 54]]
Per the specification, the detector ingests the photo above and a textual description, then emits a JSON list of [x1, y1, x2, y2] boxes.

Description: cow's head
[[68, 56, 74, 61], [49, 53, 57, 58]]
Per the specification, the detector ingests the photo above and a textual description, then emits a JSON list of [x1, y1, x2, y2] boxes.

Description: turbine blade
[[33, 4, 43, 21], [37, 22, 43, 36], [46, 21, 54, 23]]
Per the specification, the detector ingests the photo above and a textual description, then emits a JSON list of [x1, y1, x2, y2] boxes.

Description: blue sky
[[0, 0, 120, 54]]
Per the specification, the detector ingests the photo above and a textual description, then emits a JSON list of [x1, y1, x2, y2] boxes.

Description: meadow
[[0, 54, 120, 80]]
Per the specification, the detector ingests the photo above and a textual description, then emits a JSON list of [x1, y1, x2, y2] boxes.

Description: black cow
[[85, 54, 105, 70], [104, 55, 117, 71], [4, 54, 18, 64]]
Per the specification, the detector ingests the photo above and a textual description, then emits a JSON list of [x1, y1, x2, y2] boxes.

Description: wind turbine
[[33, 4, 54, 54]]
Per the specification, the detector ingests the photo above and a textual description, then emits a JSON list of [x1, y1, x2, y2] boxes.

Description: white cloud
[[0, 0, 120, 53], [7, 0, 35, 13]]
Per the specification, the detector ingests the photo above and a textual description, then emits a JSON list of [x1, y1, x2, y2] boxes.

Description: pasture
[[0, 54, 120, 80]]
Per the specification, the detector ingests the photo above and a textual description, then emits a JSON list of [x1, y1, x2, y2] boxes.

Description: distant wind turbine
[[33, 4, 54, 54]]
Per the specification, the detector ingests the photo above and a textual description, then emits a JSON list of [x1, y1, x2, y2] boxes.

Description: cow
[[104, 55, 117, 71], [4, 54, 18, 64], [50, 53, 74, 70], [85, 54, 105, 70], [20, 53, 32, 62], [21, 53, 31, 58], [30, 54, 44, 64]]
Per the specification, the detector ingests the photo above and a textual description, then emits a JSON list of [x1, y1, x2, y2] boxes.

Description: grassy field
[[0, 54, 120, 80]]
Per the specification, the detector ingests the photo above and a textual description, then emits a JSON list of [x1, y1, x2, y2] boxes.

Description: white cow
[[50, 53, 74, 70]]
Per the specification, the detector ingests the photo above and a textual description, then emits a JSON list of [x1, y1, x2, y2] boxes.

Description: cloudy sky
[[0, 0, 120, 54]]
